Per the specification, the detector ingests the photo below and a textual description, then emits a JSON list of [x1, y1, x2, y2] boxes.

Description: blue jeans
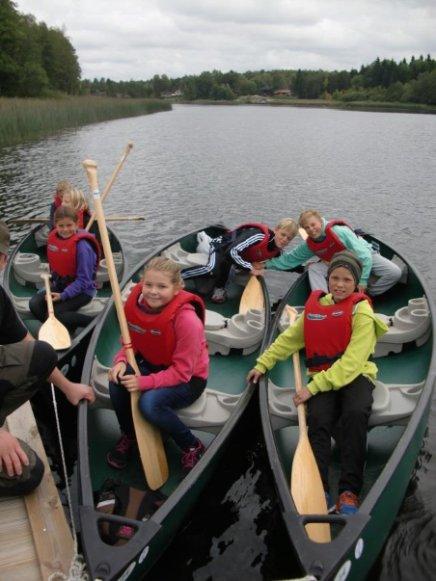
[[109, 359, 206, 451]]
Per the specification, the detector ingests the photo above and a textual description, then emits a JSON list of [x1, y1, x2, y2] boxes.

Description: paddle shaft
[[83, 159, 168, 490], [85, 142, 133, 232], [41, 273, 55, 318]]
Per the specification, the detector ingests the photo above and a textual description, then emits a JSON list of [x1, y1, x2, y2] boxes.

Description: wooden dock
[[0, 401, 74, 580]]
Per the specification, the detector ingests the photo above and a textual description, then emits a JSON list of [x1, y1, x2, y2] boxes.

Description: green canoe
[[3, 223, 126, 378], [259, 234, 435, 580], [77, 225, 271, 580]]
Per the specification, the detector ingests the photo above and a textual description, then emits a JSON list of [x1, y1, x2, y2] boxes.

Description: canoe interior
[[81, 225, 267, 569], [6, 225, 123, 334], [267, 235, 433, 539]]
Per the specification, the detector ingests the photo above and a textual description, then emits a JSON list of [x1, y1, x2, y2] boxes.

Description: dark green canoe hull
[[259, 234, 435, 580], [78, 225, 271, 580]]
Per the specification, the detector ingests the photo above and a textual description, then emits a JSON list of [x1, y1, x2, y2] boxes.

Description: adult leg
[[337, 375, 373, 495], [138, 383, 204, 450], [306, 260, 329, 292], [0, 341, 57, 496], [0, 341, 57, 424], [306, 391, 339, 492], [367, 251, 402, 296]]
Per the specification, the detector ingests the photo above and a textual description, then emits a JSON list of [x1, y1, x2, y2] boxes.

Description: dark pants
[[109, 359, 206, 451], [306, 375, 373, 495], [29, 290, 93, 333], [0, 340, 57, 496]]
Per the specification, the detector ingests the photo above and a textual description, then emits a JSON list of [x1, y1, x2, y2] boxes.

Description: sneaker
[[181, 439, 206, 473], [106, 434, 136, 470], [211, 287, 227, 304], [336, 490, 359, 515]]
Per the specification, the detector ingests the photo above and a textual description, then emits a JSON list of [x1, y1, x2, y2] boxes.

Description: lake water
[[1, 104, 435, 580]]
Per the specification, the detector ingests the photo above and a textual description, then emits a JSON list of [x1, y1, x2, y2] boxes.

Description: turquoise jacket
[[266, 218, 374, 286]]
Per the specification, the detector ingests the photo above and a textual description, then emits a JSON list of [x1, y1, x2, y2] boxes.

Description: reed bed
[[0, 97, 171, 148]]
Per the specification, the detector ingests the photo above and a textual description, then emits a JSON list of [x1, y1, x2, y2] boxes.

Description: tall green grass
[[0, 96, 171, 148]]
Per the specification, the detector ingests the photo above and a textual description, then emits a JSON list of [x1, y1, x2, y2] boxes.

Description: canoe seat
[[205, 308, 265, 355], [268, 378, 424, 431], [13, 251, 123, 289], [95, 253, 124, 286], [374, 297, 431, 357], [13, 253, 49, 288], [161, 242, 209, 269], [278, 298, 431, 358], [34, 224, 50, 247], [90, 357, 240, 434]]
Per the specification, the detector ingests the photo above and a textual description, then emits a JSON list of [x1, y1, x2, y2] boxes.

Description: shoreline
[[176, 98, 436, 115]]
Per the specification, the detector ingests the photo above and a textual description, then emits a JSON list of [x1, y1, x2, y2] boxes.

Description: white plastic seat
[[90, 357, 241, 433], [205, 308, 265, 355], [13, 253, 49, 287]]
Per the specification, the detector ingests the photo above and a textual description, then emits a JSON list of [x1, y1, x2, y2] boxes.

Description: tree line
[[84, 56, 436, 105], [0, 0, 80, 97], [1, 0, 435, 105]]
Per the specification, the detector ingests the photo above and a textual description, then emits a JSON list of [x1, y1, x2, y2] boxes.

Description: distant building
[[162, 90, 182, 98], [273, 89, 292, 97]]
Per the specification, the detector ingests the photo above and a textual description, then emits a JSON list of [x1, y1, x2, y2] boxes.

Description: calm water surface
[[1, 104, 435, 580]]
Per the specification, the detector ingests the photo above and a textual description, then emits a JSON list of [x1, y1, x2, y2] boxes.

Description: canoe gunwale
[[259, 233, 436, 580], [77, 224, 271, 580]]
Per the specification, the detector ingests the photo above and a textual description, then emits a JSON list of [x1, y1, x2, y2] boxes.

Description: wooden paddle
[[38, 273, 71, 350], [82, 158, 168, 490], [10, 214, 144, 225], [239, 275, 264, 314], [286, 306, 331, 543], [85, 142, 133, 232]]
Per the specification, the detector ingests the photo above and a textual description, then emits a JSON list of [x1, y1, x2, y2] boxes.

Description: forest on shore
[[1, 0, 435, 108]]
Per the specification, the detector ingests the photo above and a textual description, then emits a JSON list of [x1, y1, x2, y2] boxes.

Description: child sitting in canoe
[[48, 180, 72, 230], [29, 206, 99, 333], [62, 188, 91, 229], [253, 210, 402, 296], [248, 251, 388, 514], [107, 257, 209, 474], [182, 218, 298, 303]]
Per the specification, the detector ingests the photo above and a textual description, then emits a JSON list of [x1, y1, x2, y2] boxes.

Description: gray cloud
[[15, 0, 436, 80]]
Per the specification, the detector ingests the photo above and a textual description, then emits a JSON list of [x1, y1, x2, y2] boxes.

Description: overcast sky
[[15, 0, 436, 81]]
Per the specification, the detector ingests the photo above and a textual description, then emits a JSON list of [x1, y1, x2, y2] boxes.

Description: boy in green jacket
[[248, 251, 388, 514]]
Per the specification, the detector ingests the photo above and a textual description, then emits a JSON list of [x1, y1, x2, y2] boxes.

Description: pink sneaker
[[181, 439, 205, 473], [106, 434, 136, 470]]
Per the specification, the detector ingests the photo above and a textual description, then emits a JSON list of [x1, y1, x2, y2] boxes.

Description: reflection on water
[[1, 104, 436, 579]]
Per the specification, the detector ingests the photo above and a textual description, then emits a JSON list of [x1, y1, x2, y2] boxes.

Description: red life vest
[[124, 285, 206, 367], [304, 290, 370, 372], [53, 194, 63, 208], [234, 222, 281, 262], [76, 208, 91, 229], [306, 219, 352, 262], [47, 229, 100, 279]]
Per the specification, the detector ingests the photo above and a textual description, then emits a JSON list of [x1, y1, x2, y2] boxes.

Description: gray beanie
[[327, 251, 362, 286], [0, 221, 10, 255]]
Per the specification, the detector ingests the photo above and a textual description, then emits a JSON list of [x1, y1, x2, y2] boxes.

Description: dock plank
[[3, 401, 74, 580]]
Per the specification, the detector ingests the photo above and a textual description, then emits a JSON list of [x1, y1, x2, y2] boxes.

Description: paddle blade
[[38, 317, 71, 351], [291, 433, 331, 543], [131, 391, 169, 489], [239, 276, 264, 314]]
